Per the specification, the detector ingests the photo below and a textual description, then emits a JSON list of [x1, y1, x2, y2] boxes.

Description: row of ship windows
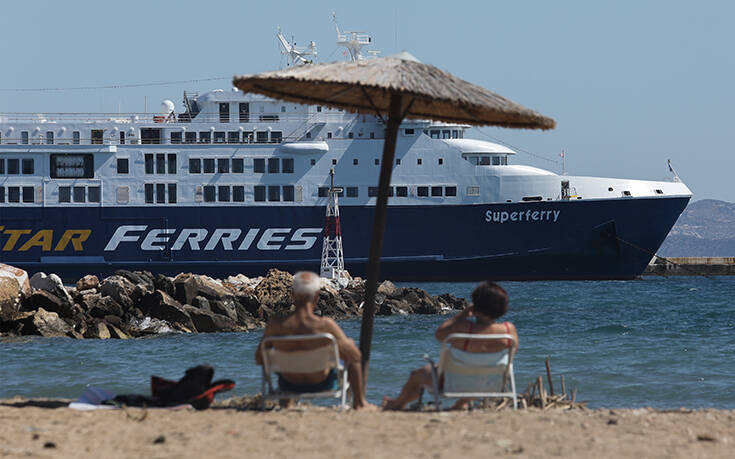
[[0, 158, 35, 175]]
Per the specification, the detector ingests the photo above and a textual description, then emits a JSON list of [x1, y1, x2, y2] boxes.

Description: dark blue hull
[[0, 196, 689, 282]]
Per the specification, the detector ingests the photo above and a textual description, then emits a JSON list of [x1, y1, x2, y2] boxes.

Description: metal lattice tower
[[320, 169, 347, 282]]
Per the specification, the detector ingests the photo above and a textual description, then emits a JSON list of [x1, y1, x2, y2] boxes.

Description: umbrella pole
[[359, 94, 404, 394]]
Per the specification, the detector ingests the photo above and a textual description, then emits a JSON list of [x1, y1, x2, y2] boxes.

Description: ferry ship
[[0, 27, 691, 282]]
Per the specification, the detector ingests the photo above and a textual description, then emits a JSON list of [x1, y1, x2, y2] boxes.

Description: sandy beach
[[0, 398, 732, 458]]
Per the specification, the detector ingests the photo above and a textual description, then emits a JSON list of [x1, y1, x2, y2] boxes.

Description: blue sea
[[1, 277, 733, 409]]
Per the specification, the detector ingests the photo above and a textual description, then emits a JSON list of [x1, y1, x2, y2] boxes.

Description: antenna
[[333, 14, 377, 61], [320, 168, 348, 286], [276, 27, 317, 67], [667, 159, 681, 182]]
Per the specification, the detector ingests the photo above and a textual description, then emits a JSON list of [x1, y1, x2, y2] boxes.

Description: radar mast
[[276, 27, 317, 67]]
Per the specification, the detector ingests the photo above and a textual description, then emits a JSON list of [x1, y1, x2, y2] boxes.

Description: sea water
[[1, 277, 733, 409]]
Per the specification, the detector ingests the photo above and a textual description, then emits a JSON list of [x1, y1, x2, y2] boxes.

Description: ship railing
[[0, 111, 364, 124]]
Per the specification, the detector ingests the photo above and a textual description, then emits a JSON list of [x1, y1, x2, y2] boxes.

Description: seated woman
[[382, 281, 518, 410]]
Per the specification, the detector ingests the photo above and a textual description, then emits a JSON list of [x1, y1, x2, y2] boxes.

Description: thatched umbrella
[[233, 55, 555, 392]]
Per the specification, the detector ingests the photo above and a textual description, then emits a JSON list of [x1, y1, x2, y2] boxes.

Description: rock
[[236, 293, 261, 317], [173, 273, 233, 305], [24, 290, 76, 318], [99, 275, 136, 310], [153, 274, 175, 297], [377, 280, 398, 297], [191, 296, 211, 311], [115, 270, 155, 292], [84, 321, 111, 339], [107, 323, 129, 339], [254, 269, 293, 313], [88, 297, 124, 319], [316, 289, 352, 319], [209, 298, 238, 322], [29, 272, 73, 305], [436, 293, 467, 312], [139, 290, 195, 331], [28, 308, 72, 337], [0, 276, 23, 322], [183, 305, 239, 333], [76, 275, 100, 292]]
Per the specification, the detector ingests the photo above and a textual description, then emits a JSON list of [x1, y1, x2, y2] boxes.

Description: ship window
[[256, 131, 268, 143], [396, 186, 408, 197], [168, 184, 177, 203], [281, 106, 286, 113], [417, 158, 422, 165], [317, 106, 322, 112], [7, 159, 19, 174], [348, 132, 354, 139], [318, 186, 329, 198], [268, 185, 280, 202], [404, 128, 414, 135], [0, 159, 4, 173], [22, 186, 34, 203], [218, 158, 229, 173], [214, 131, 226, 143], [310, 159, 316, 166], [374, 158, 379, 165], [502, 156, 507, 165], [239, 103, 249, 122], [233, 186, 245, 202], [203, 185, 215, 202], [46, 131, 54, 145], [170, 131, 182, 144], [306, 131, 312, 139], [430, 130, 440, 139], [119, 131, 125, 144], [254, 185, 266, 202], [622, 190, 631, 197], [227, 132, 239, 143], [155, 183, 165, 203], [73, 186, 86, 203], [282, 158, 294, 173], [254, 158, 265, 173], [203, 158, 215, 174], [655, 189, 664, 195], [144, 154, 154, 174], [219, 103, 230, 123], [331, 159, 337, 165], [327, 132, 332, 139], [199, 131, 211, 143], [155, 153, 166, 174], [442, 130, 451, 139], [438, 158, 444, 165], [91, 130, 104, 144], [480, 156, 491, 165], [368, 187, 377, 197], [417, 186, 429, 197], [88, 186, 101, 203], [353, 158, 359, 166], [492, 156, 501, 166], [268, 158, 280, 173], [185, 132, 196, 144], [144, 184, 154, 203], [8, 187, 20, 203], [73, 131, 80, 144], [21, 131, 29, 144], [431, 186, 443, 197], [270, 131, 282, 143], [59, 186, 71, 203], [466, 186, 480, 196], [370, 132, 375, 139], [283, 185, 295, 202], [232, 158, 244, 173], [346, 186, 358, 198], [218, 185, 230, 202], [0, 187, 5, 202], [445, 186, 457, 197], [260, 115, 279, 122], [50, 154, 95, 178], [167, 154, 176, 174], [189, 158, 201, 174], [396, 158, 401, 165], [22, 159, 34, 174], [452, 130, 459, 138], [116, 186, 129, 204]]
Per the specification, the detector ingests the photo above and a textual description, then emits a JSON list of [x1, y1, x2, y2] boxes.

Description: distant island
[[658, 199, 735, 257]]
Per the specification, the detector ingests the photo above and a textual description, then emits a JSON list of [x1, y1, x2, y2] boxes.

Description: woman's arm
[[434, 306, 473, 342]]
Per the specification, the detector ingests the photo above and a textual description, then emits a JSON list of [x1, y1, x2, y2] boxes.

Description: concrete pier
[[645, 257, 735, 276]]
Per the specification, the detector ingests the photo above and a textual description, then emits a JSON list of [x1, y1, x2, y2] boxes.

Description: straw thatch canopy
[[233, 56, 555, 130]]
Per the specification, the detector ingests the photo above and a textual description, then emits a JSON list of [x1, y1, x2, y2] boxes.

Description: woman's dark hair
[[471, 281, 508, 319]]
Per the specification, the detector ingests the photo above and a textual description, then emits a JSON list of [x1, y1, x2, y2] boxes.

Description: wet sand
[[0, 398, 732, 458]]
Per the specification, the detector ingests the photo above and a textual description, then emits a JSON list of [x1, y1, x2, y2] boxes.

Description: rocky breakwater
[[0, 267, 466, 340]]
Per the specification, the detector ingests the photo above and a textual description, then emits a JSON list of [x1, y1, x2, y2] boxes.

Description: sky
[[0, 0, 733, 201]]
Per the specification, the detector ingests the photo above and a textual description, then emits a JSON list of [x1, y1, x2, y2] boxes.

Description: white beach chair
[[422, 333, 518, 410], [260, 333, 350, 410]]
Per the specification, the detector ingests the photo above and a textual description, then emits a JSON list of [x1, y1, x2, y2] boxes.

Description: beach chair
[[260, 333, 350, 410], [422, 333, 518, 411]]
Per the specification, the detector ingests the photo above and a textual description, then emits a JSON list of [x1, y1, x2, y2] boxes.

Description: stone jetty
[[0, 264, 466, 339]]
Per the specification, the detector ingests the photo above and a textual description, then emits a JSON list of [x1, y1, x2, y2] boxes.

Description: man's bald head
[[292, 271, 321, 307]]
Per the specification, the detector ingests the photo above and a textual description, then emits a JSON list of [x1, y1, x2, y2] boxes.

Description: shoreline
[[0, 397, 732, 458]]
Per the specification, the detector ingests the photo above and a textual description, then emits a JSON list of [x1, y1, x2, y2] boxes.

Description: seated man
[[255, 271, 375, 410], [383, 281, 518, 410]]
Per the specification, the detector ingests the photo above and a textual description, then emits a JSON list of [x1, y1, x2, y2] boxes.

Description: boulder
[[139, 290, 195, 331], [209, 298, 238, 322], [173, 273, 233, 305], [436, 293, 467, 312], [75, 275, 100, 292], [235, 293, 261, 317], [29, 272, 73, 305], [191, 296, 211, 311], [107, 323, 129, 339], [153, 274, 175, 297], [316, 289, 352, 319], [88, 296, 124, 319], [25, 290, 75, 318], [377, 280, 398, 297], [115, 270, 155, 292], [254, 269, 293, 313], [84, 321, 111, 339], [99, 275, 136, 310], [0, 276, 23, 322], [28, 307, 72, 337], [183, 305, 239, 333]]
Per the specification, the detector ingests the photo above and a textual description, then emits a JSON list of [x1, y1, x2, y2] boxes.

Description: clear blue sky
[[1, 0, 732, 201]]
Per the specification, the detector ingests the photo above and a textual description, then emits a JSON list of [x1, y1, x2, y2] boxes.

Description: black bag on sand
[[110, 364, 235, 410]]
